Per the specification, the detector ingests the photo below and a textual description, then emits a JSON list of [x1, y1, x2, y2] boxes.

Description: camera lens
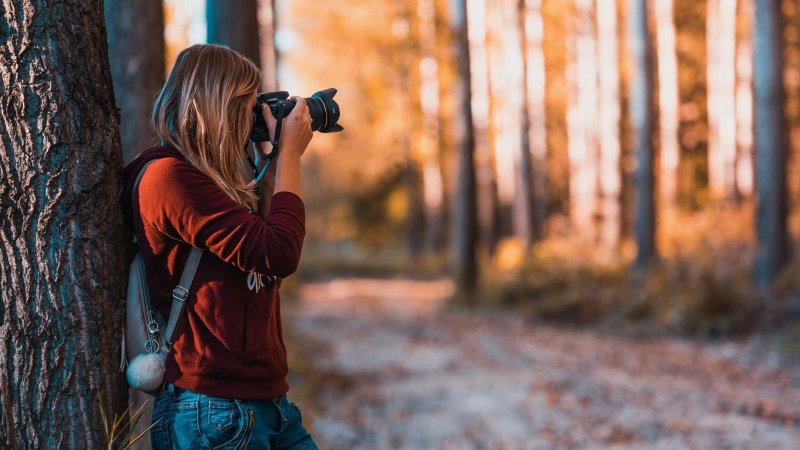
[[250, 88, 343, 143]]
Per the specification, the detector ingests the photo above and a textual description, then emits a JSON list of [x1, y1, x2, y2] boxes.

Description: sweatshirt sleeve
[[137, 158, 305, 277]]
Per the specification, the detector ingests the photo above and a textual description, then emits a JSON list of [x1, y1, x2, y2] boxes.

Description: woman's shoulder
[[141, 157, 211, 191]]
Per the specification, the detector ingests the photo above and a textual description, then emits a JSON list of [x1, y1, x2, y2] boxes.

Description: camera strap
[[247, 103, 285, 185]]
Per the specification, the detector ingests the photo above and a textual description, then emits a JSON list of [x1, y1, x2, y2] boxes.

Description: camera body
[[250, 88, 343, 143]]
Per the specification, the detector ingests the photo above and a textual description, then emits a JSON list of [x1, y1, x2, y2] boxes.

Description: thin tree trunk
[[468, 0, 501, 254], [207, 0, 261, 66], [487, 0, 523, 242], [0, 1, 128, 448], [105, 0, 165, 166], [628, 0, 657, 267], [707, 0, 738, 201], [567, 0, 599, 241], [595, 0, 622, 251], [521, 0, 548, 244], [513, 0, 535, 250], [655, 0, 680, 210], [258, 0, 279, 91], [735, 0, 754, 199], [450, 0, 478, 294], [753, 0, 789, 287], [418, 0, 447, 252]]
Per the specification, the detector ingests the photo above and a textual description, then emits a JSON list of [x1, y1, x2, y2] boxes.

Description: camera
[[251, 88, 343, 143]]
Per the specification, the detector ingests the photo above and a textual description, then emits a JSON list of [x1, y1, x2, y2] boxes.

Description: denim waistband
[[161, 381, 286, 402]]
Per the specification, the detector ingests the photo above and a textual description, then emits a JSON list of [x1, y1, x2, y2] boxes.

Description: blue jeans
[[150, 381, 319, 449]]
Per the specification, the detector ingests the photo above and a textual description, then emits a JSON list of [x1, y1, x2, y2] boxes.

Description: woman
[[121, 44, 316, 449]]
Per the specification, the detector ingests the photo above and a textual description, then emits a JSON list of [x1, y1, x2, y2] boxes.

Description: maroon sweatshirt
[[121, 146, 305, 399]]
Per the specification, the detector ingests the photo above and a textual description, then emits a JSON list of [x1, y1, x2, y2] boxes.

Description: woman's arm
[[273, 96, 312, 197], [255, 96, 312, 218], [139, 158, 305, 277]]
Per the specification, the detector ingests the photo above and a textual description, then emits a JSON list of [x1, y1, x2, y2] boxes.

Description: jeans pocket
[[198, 397, 249, 448], [208, 400, 235, 431]]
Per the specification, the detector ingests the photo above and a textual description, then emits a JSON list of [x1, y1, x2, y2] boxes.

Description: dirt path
[[286, 278, 800, 450]]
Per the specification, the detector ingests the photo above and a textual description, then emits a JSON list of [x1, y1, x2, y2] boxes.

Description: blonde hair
[[152, 44, 261, 211]]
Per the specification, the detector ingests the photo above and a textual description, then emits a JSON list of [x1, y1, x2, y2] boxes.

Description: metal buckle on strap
[[172, 285, 189, 302]]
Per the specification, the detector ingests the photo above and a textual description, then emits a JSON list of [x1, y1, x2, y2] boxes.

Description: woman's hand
[[275, 96, 312, 160], [271, 96, 312, 197]]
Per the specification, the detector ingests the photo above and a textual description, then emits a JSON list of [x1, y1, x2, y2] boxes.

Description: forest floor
[[284, 278, 800, 450]]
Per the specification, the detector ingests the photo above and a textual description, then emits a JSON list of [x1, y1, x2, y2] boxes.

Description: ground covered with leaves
[[286, 278, 800, 450]]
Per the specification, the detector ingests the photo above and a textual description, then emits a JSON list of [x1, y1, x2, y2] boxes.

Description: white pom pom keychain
[[126, 350, 167, 393]]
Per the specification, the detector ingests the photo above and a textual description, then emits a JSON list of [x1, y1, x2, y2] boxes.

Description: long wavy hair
[[152, 44, 261, 210]]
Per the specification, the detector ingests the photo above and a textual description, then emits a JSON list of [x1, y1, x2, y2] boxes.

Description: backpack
[[118, 159, 203, 395]]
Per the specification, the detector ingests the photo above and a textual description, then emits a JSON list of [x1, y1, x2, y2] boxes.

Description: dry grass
[[481, 204, 800, 339]]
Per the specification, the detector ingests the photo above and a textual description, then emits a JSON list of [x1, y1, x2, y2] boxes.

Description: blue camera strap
[[248, 102, 285, 184]]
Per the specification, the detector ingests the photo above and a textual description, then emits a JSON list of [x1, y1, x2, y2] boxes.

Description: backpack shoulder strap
[[132, 158, 204, 351], [164, 247, 202, 348]]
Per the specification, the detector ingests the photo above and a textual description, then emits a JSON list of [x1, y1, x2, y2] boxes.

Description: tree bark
[[628, 0, 658, 267], [753, 0, 789, 288], [207, 0, 261, 67], [0, 1, 129, 448], [450, 0, 478, 294], [105, 0, 165, 165]]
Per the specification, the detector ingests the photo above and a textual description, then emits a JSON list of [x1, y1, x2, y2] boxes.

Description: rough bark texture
[[105, 0, 165, 165], [207, 0, 261, 68], [450, 0, 478, 294], [753, 0, 789, 287], [0, 0, 129, 448], [628, 0, 658, 267]]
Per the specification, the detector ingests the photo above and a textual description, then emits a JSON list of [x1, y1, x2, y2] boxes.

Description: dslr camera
[[251, 88, 343, 143]]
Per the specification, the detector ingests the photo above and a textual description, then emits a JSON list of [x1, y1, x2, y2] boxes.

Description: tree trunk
[[510, 0, 534, 250], [595, 0, 622, 251], [735, 0, 754, 199], [468, 0, 501, 255], [753, 0, 789, 288], [567, 0, 599, 241], [707, 0, 738, 201], [628, 0, 658, 267], [258, 0, 279, 91], [418, 0, 447, 252], [520, 0, 548, 246], [486, 0, 521, 242], [513, 0, 545, 251], [207, 0, 261, 67], [450, 0, 478, 294], [105, 0, 165, 164], [655, 0, 680, 210], [0, 1, 129, 448]]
